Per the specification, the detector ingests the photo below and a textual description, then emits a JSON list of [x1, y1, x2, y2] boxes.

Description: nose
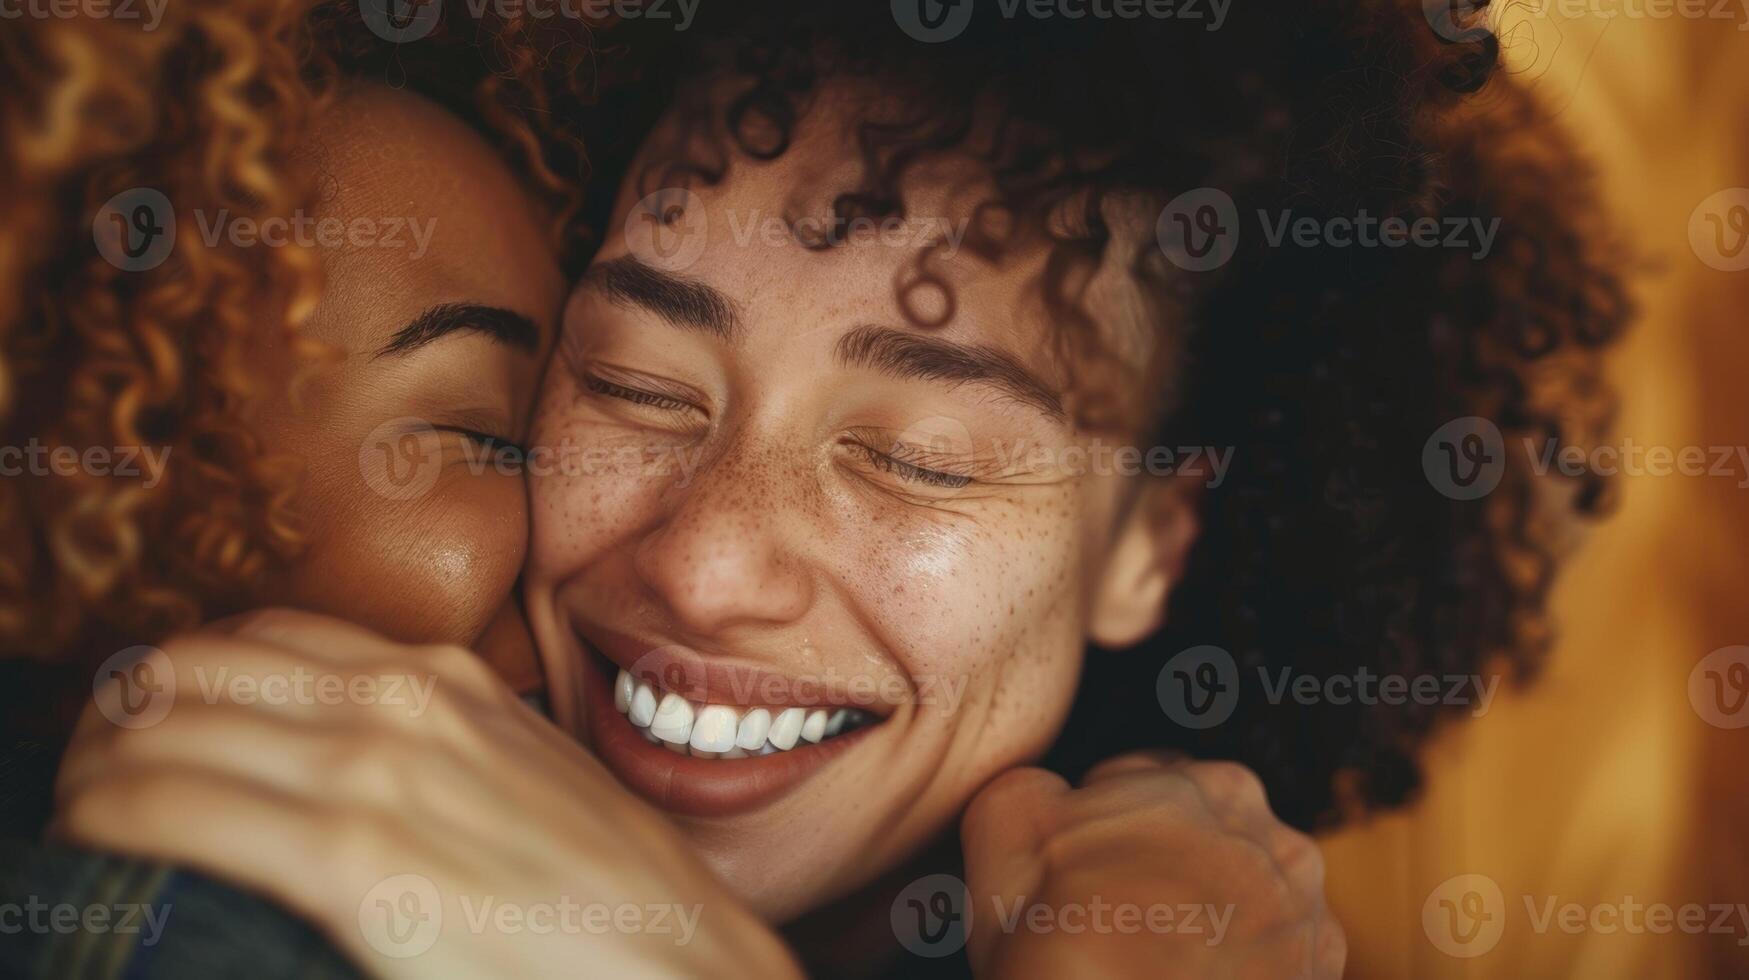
[[632, 438, 814, 633]]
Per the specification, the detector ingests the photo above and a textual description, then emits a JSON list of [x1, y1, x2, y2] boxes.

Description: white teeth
[[614, 670, 635, 713], [610, 671, 875, 758], [628, 681, 658, 727], [767, 708, 805, 750], [689, 705, 739, 753], [800, 709, 828, 744], [735, 708, 771, 750], [649, 692, 694, 744]]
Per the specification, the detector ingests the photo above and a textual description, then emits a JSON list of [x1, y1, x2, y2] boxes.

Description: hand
[[54, 608, 800, 980], [960, 753, 1344, 979]]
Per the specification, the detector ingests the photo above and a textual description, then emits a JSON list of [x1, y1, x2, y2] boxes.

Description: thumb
[[960, 766, 1071, 972]]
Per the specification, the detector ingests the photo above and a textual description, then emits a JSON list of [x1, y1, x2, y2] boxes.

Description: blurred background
[[1321, 6, 1749, 977]]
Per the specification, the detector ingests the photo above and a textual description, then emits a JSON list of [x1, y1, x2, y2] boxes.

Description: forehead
[[293, 84, 562, 349], [601, 76, 1163, 427]]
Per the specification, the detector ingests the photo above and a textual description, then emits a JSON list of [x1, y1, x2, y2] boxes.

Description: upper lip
[[580, 626, 900, 718]]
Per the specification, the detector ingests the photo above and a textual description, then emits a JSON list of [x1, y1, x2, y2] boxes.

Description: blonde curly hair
[[0, 0, 603, 665]]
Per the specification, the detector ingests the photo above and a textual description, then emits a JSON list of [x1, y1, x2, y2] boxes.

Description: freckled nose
[[631, 454, 814, 632]]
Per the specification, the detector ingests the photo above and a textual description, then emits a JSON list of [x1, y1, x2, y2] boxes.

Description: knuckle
[[964, 767, 1057, 834], [321, 806, 397, 884], [54, 781, 110, 840], [61, 772, 172, 843], [1273, 826, 1325, 881], [1082, 750, 1173, 783], [1313, 915, 1348, 977], [327, 729, 420, 803], [1192, 760, 1268, 809], [1218, 840, 1300, 930]]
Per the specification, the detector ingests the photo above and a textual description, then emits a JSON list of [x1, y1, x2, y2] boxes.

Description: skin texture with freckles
[[524, 77, 1176, 920], [246, 83, 563, 686]]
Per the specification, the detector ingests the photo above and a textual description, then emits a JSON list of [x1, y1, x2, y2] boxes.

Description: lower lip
[[583, 649, 875, 818]]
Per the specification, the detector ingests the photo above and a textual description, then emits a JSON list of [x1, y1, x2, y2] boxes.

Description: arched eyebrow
[[582, 256, 741, 341], [835, 324, 1064, 422], [576, 258, 1062, 421], [374, 303, 541, 358]]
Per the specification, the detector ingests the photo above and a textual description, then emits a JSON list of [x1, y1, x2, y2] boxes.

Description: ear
[[1087, 474, 1202, 649]]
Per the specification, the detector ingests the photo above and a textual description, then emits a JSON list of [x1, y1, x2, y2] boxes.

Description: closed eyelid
[[579, 363, 709, 407]]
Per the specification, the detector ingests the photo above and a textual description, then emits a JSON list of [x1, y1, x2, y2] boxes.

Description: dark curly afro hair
[[589, 0, 1629, 830]]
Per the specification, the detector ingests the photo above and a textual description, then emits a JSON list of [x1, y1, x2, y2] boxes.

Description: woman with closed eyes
[[2, 3, 797, 977], [17, 1, 1627, 978]]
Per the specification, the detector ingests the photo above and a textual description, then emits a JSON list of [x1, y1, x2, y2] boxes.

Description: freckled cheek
[[528, 406, 689, 576], [843, 492, 1083, 721]]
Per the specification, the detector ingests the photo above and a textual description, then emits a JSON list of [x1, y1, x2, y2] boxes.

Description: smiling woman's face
[[251, 84, 562, 685], [525, 81, 1180, 917]]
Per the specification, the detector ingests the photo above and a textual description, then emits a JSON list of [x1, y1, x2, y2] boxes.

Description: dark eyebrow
[[375, 303, 541, 358], [583, 256, 741, 341], [835, 325, 1064, 422]]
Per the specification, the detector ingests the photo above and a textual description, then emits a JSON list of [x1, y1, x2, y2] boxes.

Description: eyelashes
[[438, 426, 525, 459], [583, 374, 696, 413], [851, 442, 973, 489], [580, 367, 977, 490]]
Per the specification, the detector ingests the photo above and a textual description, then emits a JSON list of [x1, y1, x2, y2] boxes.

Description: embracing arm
[[48, 609, 801, 980]]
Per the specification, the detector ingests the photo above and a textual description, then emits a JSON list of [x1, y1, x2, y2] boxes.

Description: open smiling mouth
[[578, 634, 891, 816], [611, 668, 881, 757]]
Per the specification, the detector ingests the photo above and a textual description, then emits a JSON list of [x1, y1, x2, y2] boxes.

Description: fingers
[[1080, 749, 1189, 784], [1308, 909, 1348, 979], [1081, 755, 1332, 926], [962, 766, 1072, 879], [52, 761, 374, 926], [206, 608, 511, 704], [961, 766, 1071, 973]]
